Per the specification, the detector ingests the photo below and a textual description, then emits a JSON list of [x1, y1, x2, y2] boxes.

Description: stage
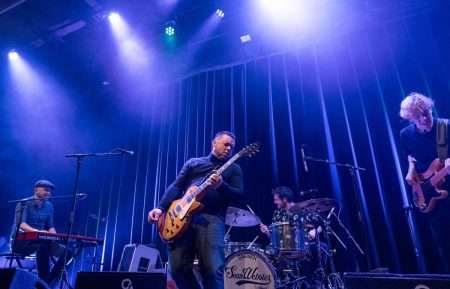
[[1, 0, 450, 288]]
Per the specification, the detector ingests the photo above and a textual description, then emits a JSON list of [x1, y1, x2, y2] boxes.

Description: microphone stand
[[304, 156, 366, 173], [303, 154, 369, 269], [58, 149, 132, 289], [330, 211, 364, 255]]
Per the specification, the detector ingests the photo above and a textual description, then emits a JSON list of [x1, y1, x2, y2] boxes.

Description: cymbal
[[225, 207, 261, 227], [289, 198, 337, 214]]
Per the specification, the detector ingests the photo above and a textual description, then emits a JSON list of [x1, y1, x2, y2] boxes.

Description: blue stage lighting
[[165, 26, 175, 36], [240, 34, 252, 43], [8, 50, 19, 61], [108, 12, 121, 25], [164, 21, 176, 37], [216, 9, 225, 18]]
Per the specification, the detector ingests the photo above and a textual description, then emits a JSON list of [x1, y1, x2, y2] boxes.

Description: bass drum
[[224, 250, 277, 289]]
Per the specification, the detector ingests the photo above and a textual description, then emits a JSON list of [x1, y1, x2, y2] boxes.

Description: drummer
[[260, 186, 299, 234], [260, 186, 320, 240]]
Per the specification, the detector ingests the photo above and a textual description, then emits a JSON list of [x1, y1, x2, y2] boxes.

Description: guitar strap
[[436, 118, 449, 161]]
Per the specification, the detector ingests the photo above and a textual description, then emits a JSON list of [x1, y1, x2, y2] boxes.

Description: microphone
[[300, 144, 309, 173], [298, 189, 318, 197], [18, 196, 36, 203], [76, 193, 88, 200], [116, 148, 135, 155]]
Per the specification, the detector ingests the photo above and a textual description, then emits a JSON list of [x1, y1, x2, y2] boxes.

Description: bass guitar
[[411, 158, 450, 213], [157, 143, 260, 242]]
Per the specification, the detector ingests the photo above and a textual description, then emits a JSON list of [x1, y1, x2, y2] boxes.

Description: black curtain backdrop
[[86, 15, 450, 275], [1, 10, 450, 281]]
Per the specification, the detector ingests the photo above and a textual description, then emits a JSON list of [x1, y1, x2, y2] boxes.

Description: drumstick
[[247, 235, 259, 249], [327, 207, 335, 219], [246, 204, 256, 215], [246, 204, 262, 225]]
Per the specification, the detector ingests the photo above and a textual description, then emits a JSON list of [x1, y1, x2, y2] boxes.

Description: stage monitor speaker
[[75, 271, 166, 289], [343, 272, 450, 289], [0, 268, 49, 289], [117, 244, 162, 272]]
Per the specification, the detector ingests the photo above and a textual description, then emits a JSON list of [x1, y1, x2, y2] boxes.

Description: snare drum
[[224, 250, 277, 289], [269, 222, 307, 258], [225, 242, 261, 257]]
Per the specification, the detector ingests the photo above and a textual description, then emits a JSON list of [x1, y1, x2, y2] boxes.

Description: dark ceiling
[[0, 0, 446, 81]]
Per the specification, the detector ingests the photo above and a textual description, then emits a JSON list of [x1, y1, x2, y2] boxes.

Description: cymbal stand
[[320, 212, 345, 289], [321, 212, 336, 273], [312, 217, 326, 288], [224, 225, 233, 243], [277, 276, 307, 289], [330, 211, 364, 255]]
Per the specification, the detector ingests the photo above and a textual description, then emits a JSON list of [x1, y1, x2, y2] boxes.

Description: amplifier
[[75, 271, 166, 289], [343, 272, 450, 289], [117, 244, 162, 272]]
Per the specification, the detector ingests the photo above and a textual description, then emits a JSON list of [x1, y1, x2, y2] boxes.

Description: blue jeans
[[168, 213, 225, 289]]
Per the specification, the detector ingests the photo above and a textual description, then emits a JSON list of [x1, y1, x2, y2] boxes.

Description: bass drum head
[[225, 242, 261, 257], [224, 249, 276, 289]]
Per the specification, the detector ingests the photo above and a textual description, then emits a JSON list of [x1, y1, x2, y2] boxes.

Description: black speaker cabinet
[[0, 268, 49, 289], [344, 272, 450, 289], [75, 271, 166, 289]]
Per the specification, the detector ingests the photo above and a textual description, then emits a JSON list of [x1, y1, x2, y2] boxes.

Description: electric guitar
[[411, 158, 450, 213], [157, 143, 260, 242]]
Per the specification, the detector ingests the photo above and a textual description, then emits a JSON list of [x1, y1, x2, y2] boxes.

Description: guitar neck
[[194, 153, 242, 196]]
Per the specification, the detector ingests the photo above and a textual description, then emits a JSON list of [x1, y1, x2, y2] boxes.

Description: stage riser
[[344, 272, 450, 289], [75, 271, 166, 289]]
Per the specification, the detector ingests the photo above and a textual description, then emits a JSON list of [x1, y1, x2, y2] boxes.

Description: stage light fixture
[[8, 50, 19, 60], [216, 9, 225, 18], [165, 26, 175, 36], [240, 34, 252, 43], [108, 12, 121, 24], [164, 21, 176, 37]]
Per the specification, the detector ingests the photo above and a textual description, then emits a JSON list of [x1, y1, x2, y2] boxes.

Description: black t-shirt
[[400, 118, 449, 173]]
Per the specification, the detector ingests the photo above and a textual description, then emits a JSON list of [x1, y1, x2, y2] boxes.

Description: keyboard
[[16, 231, 103, 246]]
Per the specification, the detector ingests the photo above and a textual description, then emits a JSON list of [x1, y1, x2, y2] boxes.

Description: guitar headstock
[[239, 142, 260, 158]]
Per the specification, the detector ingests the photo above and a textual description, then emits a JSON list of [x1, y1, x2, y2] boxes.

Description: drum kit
[[223, 197, 357, 289]]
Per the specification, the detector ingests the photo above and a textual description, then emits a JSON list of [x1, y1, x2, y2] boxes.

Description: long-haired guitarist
[[400, 92, 450, 272], [148, 131, 244, 289]]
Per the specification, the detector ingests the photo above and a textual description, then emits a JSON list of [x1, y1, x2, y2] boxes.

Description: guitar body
[[158, 198, 204, 242], [412, 159, 449, 213], [156, 142, 260, 242]]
